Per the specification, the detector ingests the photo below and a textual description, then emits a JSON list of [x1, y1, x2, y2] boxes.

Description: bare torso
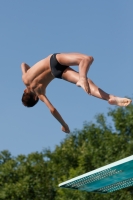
[[22, 55, 54, 94]]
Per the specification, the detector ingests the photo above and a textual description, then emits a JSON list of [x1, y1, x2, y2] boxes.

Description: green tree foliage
[[0, 152, 55, 200], [0, 103, 133, 199]]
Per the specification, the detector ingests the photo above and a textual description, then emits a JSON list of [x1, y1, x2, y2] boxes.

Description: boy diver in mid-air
[[21, 52, 132, 133]]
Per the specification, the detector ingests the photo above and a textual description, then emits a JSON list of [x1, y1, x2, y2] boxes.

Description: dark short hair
[[22, 92, 39, 107]]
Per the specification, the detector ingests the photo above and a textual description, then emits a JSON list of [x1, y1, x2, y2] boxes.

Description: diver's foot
[[108, 96, 132, 107], [76, 77, 90, 94]]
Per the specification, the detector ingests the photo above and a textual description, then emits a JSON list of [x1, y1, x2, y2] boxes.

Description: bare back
[[22, 55, 54, 93]]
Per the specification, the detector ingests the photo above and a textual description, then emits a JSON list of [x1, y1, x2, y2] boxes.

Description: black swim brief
[[50, 53, 69, 79]]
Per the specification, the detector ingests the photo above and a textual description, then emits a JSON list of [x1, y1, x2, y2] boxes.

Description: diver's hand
[[61, 124, 70, 133]]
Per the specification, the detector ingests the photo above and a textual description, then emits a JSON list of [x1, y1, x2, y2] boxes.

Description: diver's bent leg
[[76, 56, 94, 93], [62, 67, 132, 107]]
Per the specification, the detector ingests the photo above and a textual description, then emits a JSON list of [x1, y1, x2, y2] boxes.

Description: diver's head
[[22, 88, 39, 107]]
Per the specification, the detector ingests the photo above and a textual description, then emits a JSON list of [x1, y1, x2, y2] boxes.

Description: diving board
[[59, 155, 133, 193]]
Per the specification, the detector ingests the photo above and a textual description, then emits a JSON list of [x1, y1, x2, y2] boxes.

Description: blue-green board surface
[[59, 155, 133, 193]]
